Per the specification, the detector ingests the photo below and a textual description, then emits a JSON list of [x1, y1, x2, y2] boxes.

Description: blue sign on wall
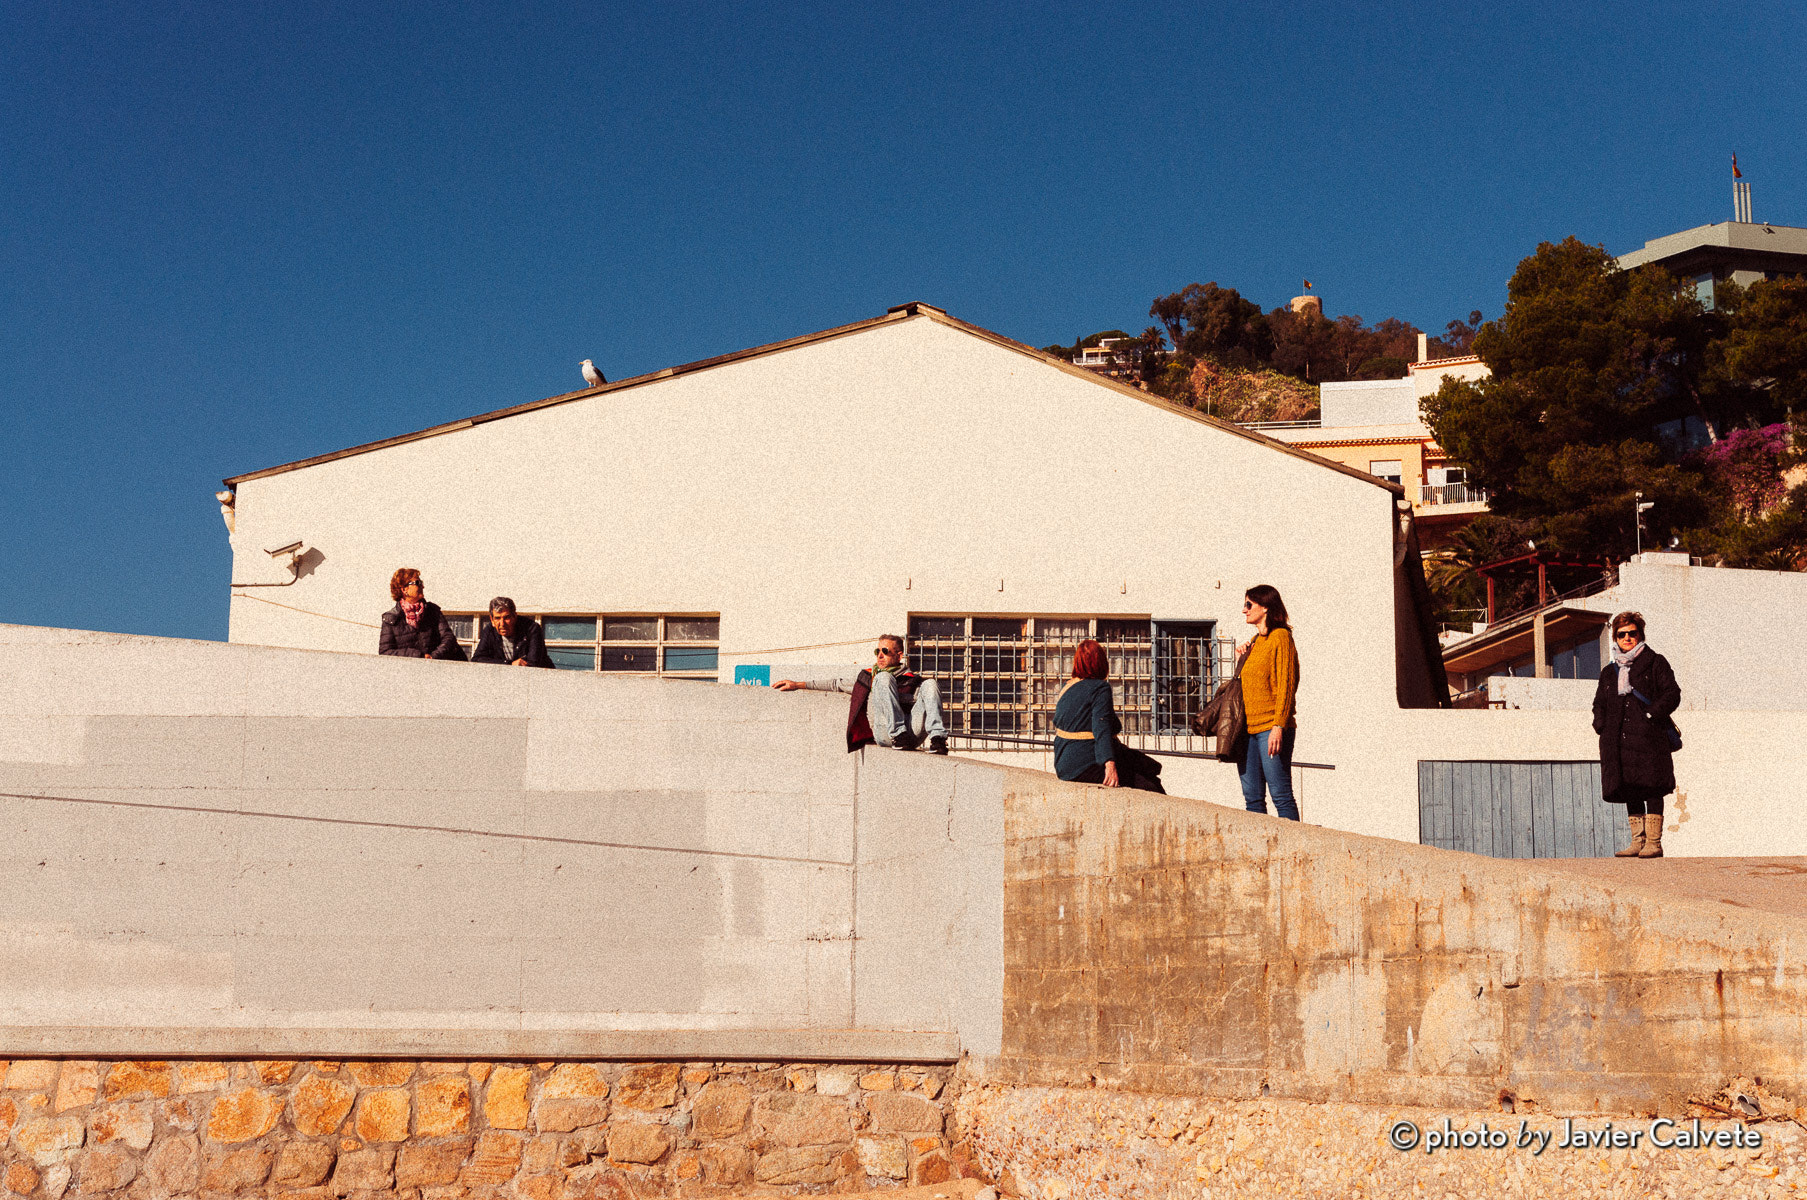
[[733, 664, 771, 687]]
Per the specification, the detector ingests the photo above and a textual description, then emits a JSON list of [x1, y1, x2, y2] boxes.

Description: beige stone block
[[353, 1088, 410, 1143], [515, 1171, 563, 1200], [815, 1068, 856, 1096], [680, 1068, 710, 1086], [346, 1062, 414, 1087], [417, 1076, 472, 1137], [270, 1142, 336, 1188], [87, 1103, 153, 1151], [466, 1063, 492, 1084], [75, 1146, 138, 1192], [859, 1071, 895, 1092], [753, 1145, 844, 1186], [857, 1136, 908, 1179], [143, 1133, 199, 1192], [103, 1062, 172, 1102], [533, 1099, 607, 1133], [206, 1088, 281, 1143], [787, 1069, 815, 1092], [698, 1144, 753, 1185], [521, 1135, 558, 1172], [418, 1062, 466, 1077], [15, 1114, 85, 1165], [458, 1131, 521, 1185], [396, 1138, 474, 1187], [539, 1065, 607, 1100], [160, 1095, 205, 1131], [6, 1161, 40, 1195], [289, 1075, 354, 1139], [482, 1067, 530, 1131], [202, 1144, 275, 1191], [864, 1091, 942, 1134], [5, 1061, 60, 1091], [689, 1083, 752, 1140], [753, 1092, 854, 1148], [254, 1061, 298, 1085], [39, 1162, 70, 1200], [53, 1062, 98, 1113], [330, 1148, 394, 1192], [178, 1062, 229, 1093], [612, 1064, 678, 1111], [604, 1122, 670, 1166]]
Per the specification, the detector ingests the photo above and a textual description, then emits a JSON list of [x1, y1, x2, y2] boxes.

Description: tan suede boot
[[1614, 812, 1646, 857], [1637, 812, 1665, 858]]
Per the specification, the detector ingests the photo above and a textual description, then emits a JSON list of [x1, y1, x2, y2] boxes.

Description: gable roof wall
[[224, 303, 1402, 498]]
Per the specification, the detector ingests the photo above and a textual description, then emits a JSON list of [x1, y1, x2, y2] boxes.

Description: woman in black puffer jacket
[[1592, 610, 1680, 858], [378, 567, 467, 661]]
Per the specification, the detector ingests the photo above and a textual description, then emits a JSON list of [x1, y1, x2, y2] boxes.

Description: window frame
[[445, 612, 721, 680]]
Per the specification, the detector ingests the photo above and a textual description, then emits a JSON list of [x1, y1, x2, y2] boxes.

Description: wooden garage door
[[1418, 761, 1636, 858]]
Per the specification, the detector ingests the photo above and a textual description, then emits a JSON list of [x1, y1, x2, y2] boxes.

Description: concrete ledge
[[0, 1026, 962, 1062]]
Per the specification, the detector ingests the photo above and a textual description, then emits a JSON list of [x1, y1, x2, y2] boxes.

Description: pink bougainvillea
[[1704, 423, 1792, 518]]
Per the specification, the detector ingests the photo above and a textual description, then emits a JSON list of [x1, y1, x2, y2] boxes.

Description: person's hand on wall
[[772, 680, 806, 691], [1102, 762, 1120, 788]]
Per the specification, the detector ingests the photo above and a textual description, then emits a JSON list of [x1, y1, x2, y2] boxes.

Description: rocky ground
[[956, 1084, 1807, 1199]]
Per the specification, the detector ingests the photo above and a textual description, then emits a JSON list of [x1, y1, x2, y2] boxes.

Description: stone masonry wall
[[0, 1060, 980, 1200]]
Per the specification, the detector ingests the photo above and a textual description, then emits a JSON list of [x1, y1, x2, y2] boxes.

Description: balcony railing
[[1419, 482, 1488, 507]]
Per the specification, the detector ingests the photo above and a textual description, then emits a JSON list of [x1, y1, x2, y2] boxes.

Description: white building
[[215, 301, 1807, 856], [222, 301, 1451, 825], [1448, 552, 1807, 713]]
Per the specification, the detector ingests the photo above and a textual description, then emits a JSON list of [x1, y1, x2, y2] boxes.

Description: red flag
[[1303, 279, 1312, 290], [1733, 154, 1743, 180]]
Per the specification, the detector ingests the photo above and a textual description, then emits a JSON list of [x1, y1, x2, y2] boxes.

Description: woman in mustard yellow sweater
[[1237, 584, 1300, 820]]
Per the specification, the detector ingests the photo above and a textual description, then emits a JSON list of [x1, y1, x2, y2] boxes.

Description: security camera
[[266, 541, 304, 558]]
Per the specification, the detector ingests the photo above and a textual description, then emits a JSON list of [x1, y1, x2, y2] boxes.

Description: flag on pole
[[1733, 153, 1743, 180], [1302, 279, 1312, 290]]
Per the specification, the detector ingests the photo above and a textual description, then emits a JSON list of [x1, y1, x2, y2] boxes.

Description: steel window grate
[[907, 616, 1233, 754]]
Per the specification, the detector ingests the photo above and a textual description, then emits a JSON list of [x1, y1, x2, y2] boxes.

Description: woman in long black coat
[[1592, 610, 1680, 858]]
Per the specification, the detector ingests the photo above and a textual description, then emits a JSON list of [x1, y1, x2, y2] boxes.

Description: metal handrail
[[948, 731, 1335, 768]]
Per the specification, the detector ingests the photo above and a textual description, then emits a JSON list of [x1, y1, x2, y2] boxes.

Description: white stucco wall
[[0, 623, 999, 1058], [223, 312, 1431, 835]]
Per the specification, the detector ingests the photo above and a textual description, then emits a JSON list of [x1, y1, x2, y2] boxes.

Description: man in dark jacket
[[773, 634, 948, 754], [470, 597, 554, 668]]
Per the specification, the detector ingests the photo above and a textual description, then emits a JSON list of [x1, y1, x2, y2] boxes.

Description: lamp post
[[1634, 491, 1655, 556]]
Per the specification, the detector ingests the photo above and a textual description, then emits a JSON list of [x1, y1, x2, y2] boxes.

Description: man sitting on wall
[[773, 634, 948, 754], [469, 597, 555, 668]]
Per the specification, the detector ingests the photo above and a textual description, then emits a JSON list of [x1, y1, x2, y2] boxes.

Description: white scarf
[[1612, 639, 1647, 695]]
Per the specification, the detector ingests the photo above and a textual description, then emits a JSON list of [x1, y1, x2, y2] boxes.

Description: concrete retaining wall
[[0, 625, 1001, 1060], [982, 773, 1807, 1115]]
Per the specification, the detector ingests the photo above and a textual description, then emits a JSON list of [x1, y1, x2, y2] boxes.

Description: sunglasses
[[874, 646, 897, 656], [1614, 630, 1640, 640]]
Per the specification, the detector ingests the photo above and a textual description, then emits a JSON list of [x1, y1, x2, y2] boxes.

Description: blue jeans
[[1239, 728, 1299, 820], [868, 673, 946, 747]]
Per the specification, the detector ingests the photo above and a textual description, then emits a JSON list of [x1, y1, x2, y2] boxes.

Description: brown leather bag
[[1193, 651, 1248, 763]]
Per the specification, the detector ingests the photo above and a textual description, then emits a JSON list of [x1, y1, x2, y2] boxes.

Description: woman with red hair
[[1052, 639, 1164, 792]]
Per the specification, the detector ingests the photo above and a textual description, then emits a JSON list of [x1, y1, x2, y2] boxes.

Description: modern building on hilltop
[[1618, 221, 1807, 309]]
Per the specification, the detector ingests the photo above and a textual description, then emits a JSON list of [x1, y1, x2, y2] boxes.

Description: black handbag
[[1631, 688, 1683, 752]]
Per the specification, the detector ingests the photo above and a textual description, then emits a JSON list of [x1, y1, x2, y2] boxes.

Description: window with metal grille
[[446, 613, 720, 679], [906, 615, 1230, 752]]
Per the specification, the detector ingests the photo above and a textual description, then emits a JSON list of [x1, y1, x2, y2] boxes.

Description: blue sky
[[3, 1, 1803, 640]]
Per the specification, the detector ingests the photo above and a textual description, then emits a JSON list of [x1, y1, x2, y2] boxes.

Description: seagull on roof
[[581, 360, 607, 388]]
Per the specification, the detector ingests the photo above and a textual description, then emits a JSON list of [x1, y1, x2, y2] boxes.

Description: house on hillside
[[1248, 351, 1490, 549]]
